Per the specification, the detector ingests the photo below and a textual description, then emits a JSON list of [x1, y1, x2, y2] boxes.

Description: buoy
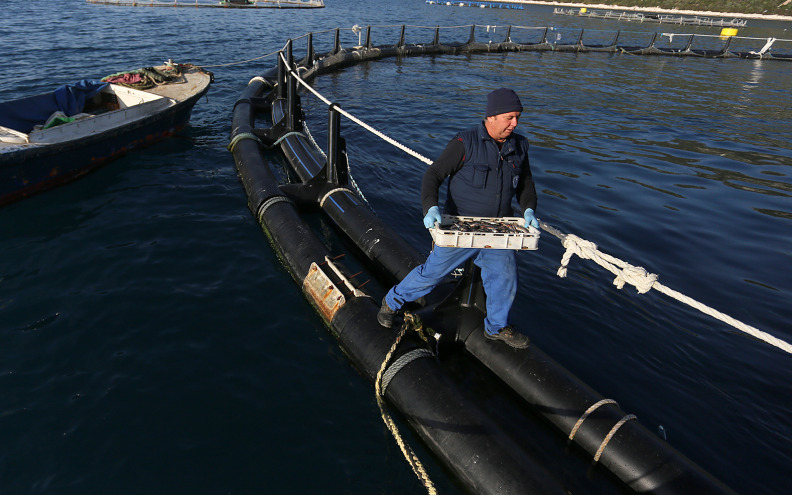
[[721, 27, 738, 37], [580, 7, 587, 13]]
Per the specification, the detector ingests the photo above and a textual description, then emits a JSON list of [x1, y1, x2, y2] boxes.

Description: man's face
[[485, 111, 521, 142]]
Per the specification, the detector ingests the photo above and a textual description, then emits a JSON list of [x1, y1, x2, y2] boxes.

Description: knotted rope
[[549, 224, 792, 355], [375, 313, 437, 495]]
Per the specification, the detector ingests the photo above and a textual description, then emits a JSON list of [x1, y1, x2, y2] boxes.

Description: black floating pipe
[[230, 29, 759, 494], [265, 86, 737, 494], [271, 100, 424, 281], [231, 84, 569, 495]]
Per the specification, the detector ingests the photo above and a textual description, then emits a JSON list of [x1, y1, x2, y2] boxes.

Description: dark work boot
[[377, 296, 396, 328], [485, 326, 529, 349]]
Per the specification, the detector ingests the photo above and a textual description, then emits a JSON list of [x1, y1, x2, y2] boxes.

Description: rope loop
[[374, 312, 437, 495], [569, 399, 618, 441], [594, 414, 637, 463], [227, 132, 261, 153], [557, 234, 598, 278]]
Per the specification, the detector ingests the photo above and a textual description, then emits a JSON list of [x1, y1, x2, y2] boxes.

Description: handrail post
[[468, 25, 476, 44], [333, 28, 340, 54], [646, 32, 658, 49], [365, 25, 372, 49], [327, 104, 340, 184], [306, 32, 315, 66], [719, 36, 734, 56], [610, 30, 620, 48], [276, 48, 286, 99], [577, 28, 584, 47], [683, 34, 695, 52], [540, 27, 548, 44], [398, 25, 405, 47], [433, 26, 440, 46], [286, 39, 296, 131], [504, 25, 512, 43]]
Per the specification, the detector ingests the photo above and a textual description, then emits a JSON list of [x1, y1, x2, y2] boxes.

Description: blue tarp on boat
[[0, 80, 108, 134]]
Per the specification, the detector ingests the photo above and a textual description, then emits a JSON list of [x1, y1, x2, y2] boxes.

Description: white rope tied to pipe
[[750, 37, 776, 56]]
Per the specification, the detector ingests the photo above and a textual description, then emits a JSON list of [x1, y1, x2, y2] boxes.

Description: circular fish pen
[[227, 23, 792, 494]]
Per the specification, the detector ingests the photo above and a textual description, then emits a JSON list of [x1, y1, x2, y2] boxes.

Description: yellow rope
[[375, 313, 437, 495]]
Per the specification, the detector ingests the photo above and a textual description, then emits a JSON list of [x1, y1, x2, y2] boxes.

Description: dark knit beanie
[[485, 88, 523, 117]]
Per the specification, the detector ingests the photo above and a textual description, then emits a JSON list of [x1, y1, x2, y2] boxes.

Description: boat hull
[[0, 70, 210, 207]]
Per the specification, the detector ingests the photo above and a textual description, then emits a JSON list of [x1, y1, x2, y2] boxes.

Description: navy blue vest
[[445, 123, 529, 217]]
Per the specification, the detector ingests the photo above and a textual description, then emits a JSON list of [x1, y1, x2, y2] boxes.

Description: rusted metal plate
[[302, 262, 345, 321]]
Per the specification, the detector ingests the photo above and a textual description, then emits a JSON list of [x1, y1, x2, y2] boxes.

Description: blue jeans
[[386, 245, 517, 334]]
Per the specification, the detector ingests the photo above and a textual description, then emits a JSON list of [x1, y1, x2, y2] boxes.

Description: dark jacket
[[421, 122, 537, 217]]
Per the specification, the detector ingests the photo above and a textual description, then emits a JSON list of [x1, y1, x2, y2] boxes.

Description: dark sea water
[[1, 1, 791, 494]]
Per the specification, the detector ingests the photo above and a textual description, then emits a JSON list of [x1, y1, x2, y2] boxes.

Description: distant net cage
[[85, 0, 325, 8]]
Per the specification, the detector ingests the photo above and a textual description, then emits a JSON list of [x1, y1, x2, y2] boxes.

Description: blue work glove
[[423, 206, 442, 229], [523, 208, 539, 229]]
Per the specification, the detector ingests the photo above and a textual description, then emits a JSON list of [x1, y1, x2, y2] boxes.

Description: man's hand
[[523, 208, 539, 229], [423, 206, 442, 229]]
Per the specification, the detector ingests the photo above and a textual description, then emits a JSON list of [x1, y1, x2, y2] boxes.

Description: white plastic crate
[[429, 215, 540, 250]]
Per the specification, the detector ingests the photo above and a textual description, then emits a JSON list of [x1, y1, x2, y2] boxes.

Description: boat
[[228, 27, 740, 495], [0, 62, 212, 207]]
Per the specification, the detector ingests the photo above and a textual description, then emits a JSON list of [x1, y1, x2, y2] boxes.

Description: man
[[377, 88, 538, 349]]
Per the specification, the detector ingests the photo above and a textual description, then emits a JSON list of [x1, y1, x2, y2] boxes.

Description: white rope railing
[[270, 33, 791, 357], [279, 52, 433, 165]]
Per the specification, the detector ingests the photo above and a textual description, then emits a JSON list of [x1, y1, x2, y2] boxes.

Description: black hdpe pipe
[[271, 99, 425, 282], [231, 79, 567, 495], [251, 46, 739, 495], [272, 115, 738, 494], [447, 268, 738, 494]]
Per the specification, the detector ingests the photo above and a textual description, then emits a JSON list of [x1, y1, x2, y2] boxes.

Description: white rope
[[278, 52, 433, 165], [750, 37, 776, 56], [553, 230, 792, 355]]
